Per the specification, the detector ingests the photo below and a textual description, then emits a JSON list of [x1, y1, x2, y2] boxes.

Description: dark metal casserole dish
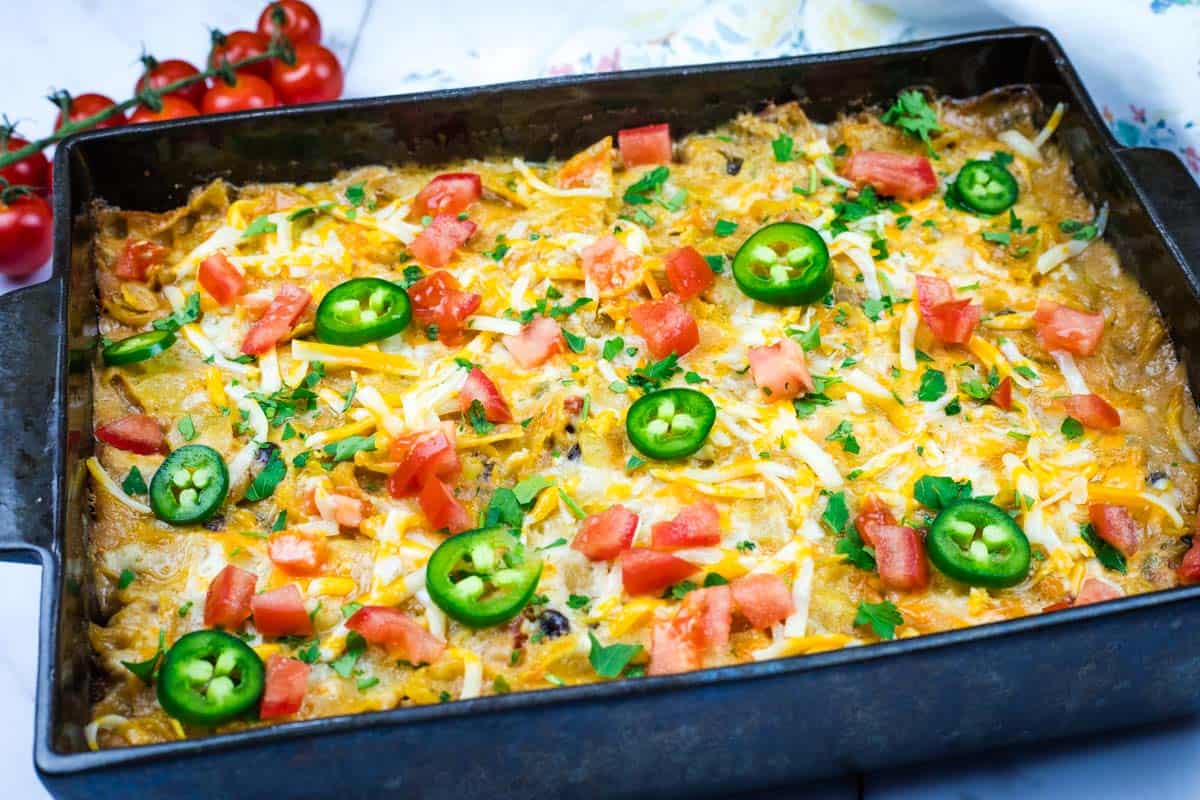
[[2, 27, 1199, 799]]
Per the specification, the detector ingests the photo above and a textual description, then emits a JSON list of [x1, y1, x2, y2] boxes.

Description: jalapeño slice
[[102, 329, 177, 367], [927, 499, 1032, 588], [732, 222, 833, 306], [952, 160, 1019, 215], [149, 444, 230, 525], [426, 526, 543, 627], [315, 277, 412, 346], [625, 387, 716, 460], [157, 630, 265, 726]]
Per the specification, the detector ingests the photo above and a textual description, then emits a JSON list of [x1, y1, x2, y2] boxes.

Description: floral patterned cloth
[[401, 0, 1200, 179]]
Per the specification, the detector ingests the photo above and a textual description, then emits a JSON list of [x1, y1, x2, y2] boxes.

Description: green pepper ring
[[315, 277, 412, 346], [626, 387, 717, 460], [102, 329, 177, 367], [952, 160, 1019, 215], [426, 526, 544, 628], [149, 445, 230, 526], [157, 630, 265, 727], [927, 499, 1032, 588], [732, 222, 833, 306]]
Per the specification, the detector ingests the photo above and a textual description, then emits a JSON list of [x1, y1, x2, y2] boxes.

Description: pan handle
[[1116, 147, 1200, 278], [0, 278, 62, 564]]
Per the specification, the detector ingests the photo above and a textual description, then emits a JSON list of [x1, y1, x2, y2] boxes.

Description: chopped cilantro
[[587, 631, 643, 678], [625, 455, 646, 471], [122, 466, 147, 496], [1061, 417, 1085, 440], [118, 568, 136, 590], [704, 254, 727, 275], [177, 415, 197, 441], [121, 630, 166, 682], [466, 399, 495, 435], [245, 446, 287, 502], [771, 133, 795, 162], [562, 328, 587, 353], [790, 324, 821, 352], [1081, 523, 1127, 574], [684, 371, 708, 384], [917, 368, 947, 402], [345, 183, 366, 207], [241, 216, 278, 238], [152, 292, 201, 334], [513, 474, 554, 505], [913, 475, 973, 510], [323, 434, 376, 463], [982, 230, 1011, 245], [714, 219, 738, 237], [623, 165, 670, 206], [854, 600, 903, 640], [602, 337, 625, 360], [881, 90, 941, 156], [626, 353, 680, 392]]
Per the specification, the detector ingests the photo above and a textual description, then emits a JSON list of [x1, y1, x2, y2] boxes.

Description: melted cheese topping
[[86, 91, 1200, 748]]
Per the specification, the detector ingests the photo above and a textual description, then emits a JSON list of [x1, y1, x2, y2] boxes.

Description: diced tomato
[[563, 395, 584, 416], [664, 246, 715, 301], [573, 504, 639, 561], [992, 376, 1013, 411], [241, 283, 311, 355], [198, 252, 245, 305], [251, 584, 313, 637], [346, 606, 446, 664], [95, 413, 164, 455], [651, 502, 721, 549], [259, 655, 310, 719], [915, 274, 981, 345], [1074, 577, 1123, 606], [1033, 301, 1104, 357], [409, 214, 476, 268], [1178, 539, 1200, 584], [730, 573, 794, 629], [619, 548, 697, 596], [458, 367, 513, 423], [388, 430, 460, 497], [267, 531, 327, 575], [203, 565, 256, 629], [580, 235, 642, 296], [1062, 394, 1121, 430], [648, 584, 733, 676], [841, 150, 937, 201], [677, 584, 732, 650], [114, 239, 167, 281], [618, 123, 672, 167], [1089, 503, 1141, 557], [419, 477, 471, 533], [408, 270, 481, 345], [502, 317, 564, 369], [748, 338, 813, 402], [871, 524, 930, 591], [647, 619, 699, 676], [630, 294, 699, 360], [854, 494, 897, 548], [413, 173, 482, 218]]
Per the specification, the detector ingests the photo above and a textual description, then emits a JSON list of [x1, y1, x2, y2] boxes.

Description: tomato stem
[[0, 40, 291, 176]]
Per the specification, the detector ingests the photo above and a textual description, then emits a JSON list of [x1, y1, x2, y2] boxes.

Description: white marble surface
[[2, 2, 1199, 798]]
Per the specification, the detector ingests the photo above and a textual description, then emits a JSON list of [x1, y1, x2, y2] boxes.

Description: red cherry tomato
[[128, 96, 200, 125], [208, 29, 272, 79], [0, 134, 50, 194], [53, 93, 125, 132], [270, 42, 344, 105], [0, 192, 53, 277], [257, 0, 322, 45], [202, 74, 277, 114], [134, 56, 206, 109]]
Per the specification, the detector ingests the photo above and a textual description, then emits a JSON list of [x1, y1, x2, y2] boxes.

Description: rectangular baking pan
[[2, 27, 1199, 800]]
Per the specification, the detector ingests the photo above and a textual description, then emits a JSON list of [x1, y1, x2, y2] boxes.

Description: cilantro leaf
[[790, 325, 821, 352], [345, 183, 366, 208], [562, 328, 587, 353], [513, 475, 554, 505], [331, 631, 368, 678], [1080, 523, 1127, 574], [245, 446, 287, 502], [1061, 417, 1085, 440], [485, 488, 524, 529], [913, 474, 973, 510], [714, 219, 738, 237], [152, 292, 200, 334], [122, 630, 166, 683], [821, 491, 850, 534], [242, 216, 278, 238], [623, 166, 670, 206], [825, 420, 860, 454], [881, 90, 941, 155], [466, 399, 495, 435], [122, 466, 147, 496], [323, 435, 376, 463], [602, 337, 625, 361], [626, 354, 680, 392], [917, 369, 946, 402], [854, 600, 903, 640], [587, 632, 643, 678]]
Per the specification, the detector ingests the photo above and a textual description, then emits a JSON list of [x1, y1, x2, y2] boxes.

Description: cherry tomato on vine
[[129, 96, 200, 125], [208, 30, 272, 80], [202, 74, 277, 114], [1, 133, 50, 194], [257, 1, 322, 46], [0, 192, 53, 277], [270, 42, 343, 105], [134, 56, 206, 109], [52, 93, 125, 132]]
